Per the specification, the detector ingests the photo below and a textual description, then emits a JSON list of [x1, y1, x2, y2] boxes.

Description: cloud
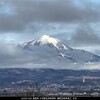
[[0, 42, 61, 68], [71, 24, 100, 46], [0, 43, 43, 67], [0, 42, 100, 69], [0, 0, 100, 32]]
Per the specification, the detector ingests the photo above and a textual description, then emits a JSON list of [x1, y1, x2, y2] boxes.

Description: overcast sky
[[0, 0, 100, 48], [0, 0, 100, 68]]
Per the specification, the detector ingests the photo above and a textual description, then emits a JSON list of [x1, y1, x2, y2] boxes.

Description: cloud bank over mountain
[[0, 35, 99, 69]]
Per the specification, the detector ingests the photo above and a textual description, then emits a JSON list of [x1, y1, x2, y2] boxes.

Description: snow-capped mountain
[[17, 35, 100, 65], [18, 35, 71, 50]]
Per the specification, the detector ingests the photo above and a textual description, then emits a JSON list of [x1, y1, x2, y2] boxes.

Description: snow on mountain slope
[[38, 35, 60, 47], [18, 35, 71, 50], [17, 35, 100, 65]]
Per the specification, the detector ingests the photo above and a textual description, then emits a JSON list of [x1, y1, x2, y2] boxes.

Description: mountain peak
[[18, 35, 70, 50], [38, 35, 60, 45], [40, 35, 50, 39]]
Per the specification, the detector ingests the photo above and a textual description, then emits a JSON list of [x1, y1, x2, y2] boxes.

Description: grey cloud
[[10, 0, 99, 22], [0, 42, 59, 68], [71, 24, 100, 46], [0, 43, 40, 67], [0, 0, 99, 32], [0, 38, 100, 69]]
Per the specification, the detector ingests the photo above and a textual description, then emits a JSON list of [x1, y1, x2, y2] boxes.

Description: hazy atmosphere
[[0, 0, 100, 69]]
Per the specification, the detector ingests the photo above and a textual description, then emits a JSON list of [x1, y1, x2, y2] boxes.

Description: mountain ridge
[[17, 35, 100, 65]]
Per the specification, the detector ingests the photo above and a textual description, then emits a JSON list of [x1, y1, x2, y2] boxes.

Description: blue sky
[[91, 0, 100, 3]]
